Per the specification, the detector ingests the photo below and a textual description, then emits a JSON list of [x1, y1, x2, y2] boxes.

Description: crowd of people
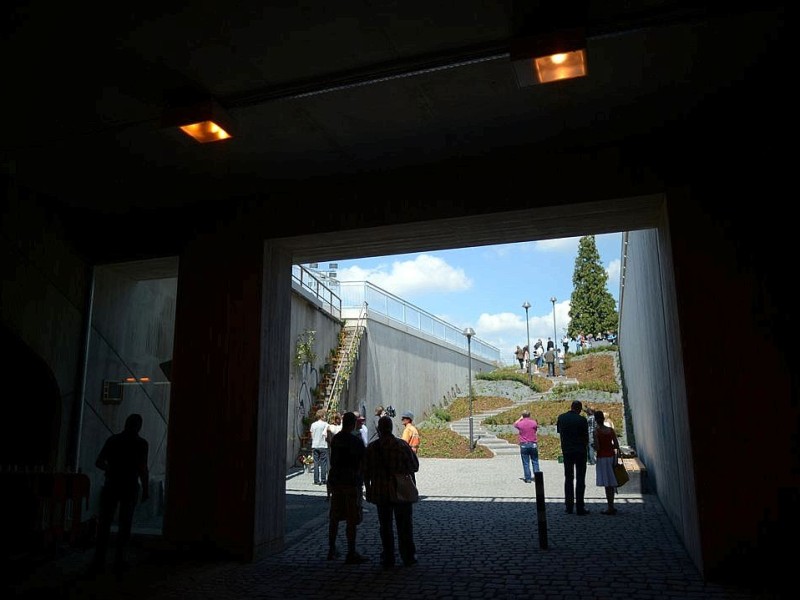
[[509, 400, 623, 517], [514, 332, 618, 376], [309, 404, 422, 568], [95, 396, 622, 577], [514, 337, 567, 377]]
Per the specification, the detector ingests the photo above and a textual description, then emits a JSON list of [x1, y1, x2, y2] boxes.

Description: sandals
[[601, 508, 618, 515]]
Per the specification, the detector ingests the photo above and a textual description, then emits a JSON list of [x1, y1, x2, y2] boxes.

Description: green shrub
[[431, 407, 451, 422], [476, 368, 551, 393]]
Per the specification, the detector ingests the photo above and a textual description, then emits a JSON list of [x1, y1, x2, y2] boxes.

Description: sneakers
[[345, 552, 369, 565]]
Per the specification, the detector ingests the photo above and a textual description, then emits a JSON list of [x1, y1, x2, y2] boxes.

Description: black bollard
[[534, 470, 548, 549]]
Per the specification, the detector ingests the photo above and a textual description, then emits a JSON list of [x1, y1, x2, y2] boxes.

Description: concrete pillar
[[164, 231, 291, 560]]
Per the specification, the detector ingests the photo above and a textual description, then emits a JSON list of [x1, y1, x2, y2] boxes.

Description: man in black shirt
[[327, 411, 368, 564], [90, 413, 149, 574], [556, 401, 589, 515]]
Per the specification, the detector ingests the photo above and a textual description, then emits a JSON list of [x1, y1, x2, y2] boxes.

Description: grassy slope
[[417, 350, 621, 459]]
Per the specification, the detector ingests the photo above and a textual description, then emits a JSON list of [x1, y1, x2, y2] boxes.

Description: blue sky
[[317, 233, 622, 366]]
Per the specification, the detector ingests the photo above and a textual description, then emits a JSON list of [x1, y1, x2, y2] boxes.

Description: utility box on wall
[[102, 380, 123, 404]]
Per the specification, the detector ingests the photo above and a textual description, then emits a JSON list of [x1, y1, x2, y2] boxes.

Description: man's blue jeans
[[313, 448, 328, 484], [519, 442, 540, 482]]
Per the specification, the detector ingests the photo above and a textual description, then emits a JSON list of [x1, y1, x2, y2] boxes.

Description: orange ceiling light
[[163, 99, 234, 143], [179, 120, 231, 143], [511, 28, 587, 86]]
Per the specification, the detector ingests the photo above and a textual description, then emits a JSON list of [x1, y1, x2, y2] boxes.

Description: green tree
[[567, 236, 618, 339]]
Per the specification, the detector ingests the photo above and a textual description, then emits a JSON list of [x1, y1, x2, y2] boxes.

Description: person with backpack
[[400, 412, 420, 455]]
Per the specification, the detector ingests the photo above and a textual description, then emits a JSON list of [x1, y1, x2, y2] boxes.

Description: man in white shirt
[[354, 414, 369, 447], [310, 409, 330, 485]]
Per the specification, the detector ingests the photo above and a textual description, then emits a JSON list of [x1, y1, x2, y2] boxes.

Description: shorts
[[329, 485, 363, 524]]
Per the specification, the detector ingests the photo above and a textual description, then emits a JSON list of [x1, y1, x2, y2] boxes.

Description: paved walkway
[[7, 456, 778, 599]]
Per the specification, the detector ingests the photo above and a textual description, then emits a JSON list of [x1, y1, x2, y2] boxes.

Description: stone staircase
[[319, 326, 362, 413], [448, 376, 580, 455], [321, 304, 368, 414], [449, 411, 520, 455]]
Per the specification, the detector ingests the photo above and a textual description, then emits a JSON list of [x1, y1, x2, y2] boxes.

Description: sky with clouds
[[316, 233, 622, 366]]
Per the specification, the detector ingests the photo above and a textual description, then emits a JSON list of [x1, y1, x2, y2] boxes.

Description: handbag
[[613, 461, 630, 487], [391, 473, 419, 503]]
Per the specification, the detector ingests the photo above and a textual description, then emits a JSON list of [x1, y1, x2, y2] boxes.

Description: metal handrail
[[325, 302, 368, 413], [337, 281, 500, 363], [291, 264, 342, 319]]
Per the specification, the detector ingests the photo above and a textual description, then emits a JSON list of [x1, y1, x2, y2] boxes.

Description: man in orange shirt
[[400, 412, 420, 454]]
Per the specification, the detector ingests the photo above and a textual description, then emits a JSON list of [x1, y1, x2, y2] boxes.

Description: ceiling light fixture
[[511, 28, 588, 86], [162, 99, 234, 143]]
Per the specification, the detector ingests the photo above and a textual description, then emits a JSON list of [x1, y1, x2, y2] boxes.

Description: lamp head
[[522, 301, 531, 310]]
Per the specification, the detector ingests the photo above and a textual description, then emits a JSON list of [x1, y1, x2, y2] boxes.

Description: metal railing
[[336, 281, 500, 363], [325, 302, 368, 413], [291, 264, 342, 319]]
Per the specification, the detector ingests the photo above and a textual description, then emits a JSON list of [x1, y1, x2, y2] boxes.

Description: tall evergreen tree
[[567, 236, 618, 339]]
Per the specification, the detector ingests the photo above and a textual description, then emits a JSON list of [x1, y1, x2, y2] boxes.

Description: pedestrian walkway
[[449, 377, 580, 455], [7, 456, 778, 599]]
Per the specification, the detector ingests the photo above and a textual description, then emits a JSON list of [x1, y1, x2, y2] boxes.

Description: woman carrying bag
[[593, 410, 622, 515]]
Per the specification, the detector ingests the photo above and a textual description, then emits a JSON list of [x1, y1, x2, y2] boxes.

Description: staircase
[[449, 406, 529, 456], [448, 377, 579, 455], [450, 412, 520, 455], [321, 304, 367, 414]]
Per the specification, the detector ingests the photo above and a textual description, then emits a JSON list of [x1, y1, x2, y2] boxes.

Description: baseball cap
[[401, 411, 414, 420]]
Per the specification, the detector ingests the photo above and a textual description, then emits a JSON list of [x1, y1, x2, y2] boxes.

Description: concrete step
[[449, 415, 520, 456]]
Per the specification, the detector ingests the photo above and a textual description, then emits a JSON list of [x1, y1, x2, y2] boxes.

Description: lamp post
[[463, 327, 475, 451], [522, 301, 531, 381], [550, 297, 558, 350]]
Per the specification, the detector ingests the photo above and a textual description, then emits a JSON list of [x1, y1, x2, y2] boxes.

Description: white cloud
[[471, 301, 573, 365], [606, 258, 621, 290], [338, 254, 471, 297], [475, 311, 524, 335], [534, 237, 580, 252]]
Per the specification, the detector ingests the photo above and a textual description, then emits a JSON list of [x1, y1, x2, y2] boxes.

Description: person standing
[[593, 410, 622, 515], [585, 407, 597, 465], [562, 334, 570, 355], [369, 405, 385, 444], [557, 400, 590, 515], [546, 337, 554, 351], [363, 415, 419, 569], [400, 412, 420, 454], [310, 409, 330, 486], [544, 346, 556, 377], [535, 343, 544, 372], [90, 413, 150, 574], [556, 347, 566, 376], [515, 345, 525, 370], [327, 412, 369, 564], [513, 410, 539, 483], [353, 412, 369, 447]]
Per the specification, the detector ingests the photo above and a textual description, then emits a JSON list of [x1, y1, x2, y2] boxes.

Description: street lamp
[[463, 327, 475, 451], [522, 301, 531, 381], [550, 296, 558, 351]]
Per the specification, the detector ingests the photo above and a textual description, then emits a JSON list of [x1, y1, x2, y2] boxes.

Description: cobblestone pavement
[[7, 456, 780, 599]]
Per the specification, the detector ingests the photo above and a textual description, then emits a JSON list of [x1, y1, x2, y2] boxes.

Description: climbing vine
[[293, 329, 317, 369]]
